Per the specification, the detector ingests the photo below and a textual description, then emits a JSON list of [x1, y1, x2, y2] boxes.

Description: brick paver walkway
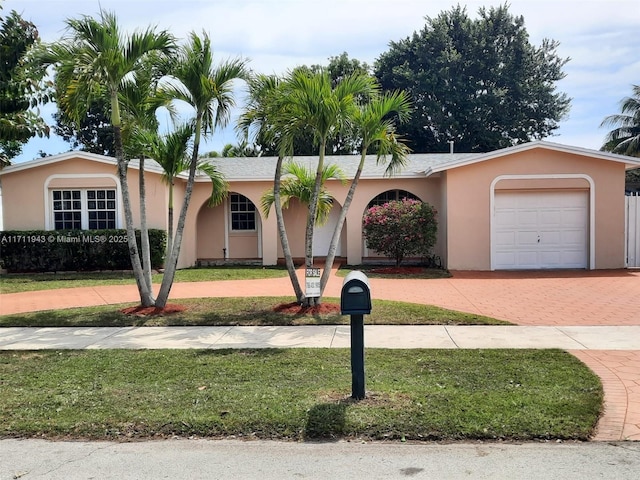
[[1, 267, 639, 441]]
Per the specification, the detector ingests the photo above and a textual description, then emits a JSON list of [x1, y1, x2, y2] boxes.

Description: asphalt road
[[1, 439, 639, 479]]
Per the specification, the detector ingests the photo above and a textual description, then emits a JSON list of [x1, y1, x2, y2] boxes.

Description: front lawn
[[0, 297, 508, 327], [0, 349, 602, 441], [0, 266, 288, 294]]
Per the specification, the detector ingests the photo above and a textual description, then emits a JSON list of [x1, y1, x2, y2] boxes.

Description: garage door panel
[[494, 231, 516, 247], [539, 251, 561, 265], [517, 210, 538, 226], [515, 251, 539, 267], [539, 210, 562, 226], [517, 231, 539, 245], [562, 229, 586, 245], [493, 191, 588, 270], [540, 231, 560, 245], [495, 210, 516, 227], [561, 208, 588, 226]]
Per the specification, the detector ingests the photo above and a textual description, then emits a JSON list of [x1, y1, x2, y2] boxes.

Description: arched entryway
[[196, 192, 262, 262]]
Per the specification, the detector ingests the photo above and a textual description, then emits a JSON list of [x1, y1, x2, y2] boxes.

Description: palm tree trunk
[[114, 124, 155, 306], [273, 154, 304, 302], [155, 118, 202, 308], [138, 156, 153, 293], [167, 182, 174, 257], [319, 152, 367, 302], [304, 139, 326, 307]]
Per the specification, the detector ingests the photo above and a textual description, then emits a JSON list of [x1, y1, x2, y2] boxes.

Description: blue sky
[[4, 0, 640, 162]]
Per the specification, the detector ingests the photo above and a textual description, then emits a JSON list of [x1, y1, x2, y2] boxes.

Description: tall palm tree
[[120, 55, 175, 294], [239, 74, 304, 301], [279, 69, 376, 306], [319, 90, 411, 298], [139, 123, 227, 256], [601, 84, 640, 157], [156, 31, 247, 307], [260, 161, 346, 225], [41, 11, 175, 306]]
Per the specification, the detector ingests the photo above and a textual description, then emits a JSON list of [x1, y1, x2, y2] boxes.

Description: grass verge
[[0, 266, 288, 294], [0, 297, 508, 327], [0, 349, 602, 441]]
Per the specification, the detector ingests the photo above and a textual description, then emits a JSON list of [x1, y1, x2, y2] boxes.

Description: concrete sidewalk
[[2, 325, 640, 351]]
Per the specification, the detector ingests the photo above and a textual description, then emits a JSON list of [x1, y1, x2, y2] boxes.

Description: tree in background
[[0, 4, 49, 166], [363, 199, 438, 266], [374, 4, 570, 153], [52, 97, 114, 156], [601, 84, 640, 187], [252, 54, 372, 157]]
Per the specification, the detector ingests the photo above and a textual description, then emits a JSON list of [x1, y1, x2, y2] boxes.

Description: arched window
[[367, 190, 419, 209]]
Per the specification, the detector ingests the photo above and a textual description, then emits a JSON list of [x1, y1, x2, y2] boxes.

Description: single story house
[[1, 140, 639, 270]]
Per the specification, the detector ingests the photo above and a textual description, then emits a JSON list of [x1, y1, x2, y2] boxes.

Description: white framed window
[[51, 189, 117, 230], [230, 193, 256, 231]]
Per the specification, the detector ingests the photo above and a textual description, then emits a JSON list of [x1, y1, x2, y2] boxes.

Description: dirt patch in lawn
[[120, 304, 188, 317]]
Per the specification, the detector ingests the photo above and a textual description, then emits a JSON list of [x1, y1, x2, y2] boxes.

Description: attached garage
[[493, 190, 589, 269]]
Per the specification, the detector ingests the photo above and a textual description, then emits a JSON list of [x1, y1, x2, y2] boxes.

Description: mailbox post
[[340, 271, 371, 400]]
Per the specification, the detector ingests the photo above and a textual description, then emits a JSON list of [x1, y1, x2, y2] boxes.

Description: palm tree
[[140, 123, 227, 257], [120, 55, 175, 294], [319, 90, 411, 298], [601, 85, 640, 157], [41, 11, 175, 306], [239, 74, 304, 301], [278, 69, 376, 306], [260, 161, 346, 225], [156, 31, 247, 307]]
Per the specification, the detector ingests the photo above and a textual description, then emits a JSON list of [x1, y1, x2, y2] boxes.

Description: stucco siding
[[444, 148, 627, 270], [1, 157, 167, 231]]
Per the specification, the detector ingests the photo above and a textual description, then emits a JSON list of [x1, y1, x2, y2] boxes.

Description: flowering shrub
[[362, 199, 438, 266]]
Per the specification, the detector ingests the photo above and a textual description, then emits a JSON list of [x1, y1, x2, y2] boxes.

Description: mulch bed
[[369, 266, 425, 275], [273, 302, 341, 315]]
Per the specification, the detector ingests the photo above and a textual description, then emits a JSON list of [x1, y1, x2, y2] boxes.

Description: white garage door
[[493, 191, 588, 269]]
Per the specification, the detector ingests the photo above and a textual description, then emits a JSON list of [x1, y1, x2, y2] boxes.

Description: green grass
[[0, 297, 508, 327], [337, 264, 451, 279], [0, 266, 288, 294], [0, 349, 602, 441]]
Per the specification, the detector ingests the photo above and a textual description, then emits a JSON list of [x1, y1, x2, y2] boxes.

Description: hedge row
[[0, 229, 166, 273]]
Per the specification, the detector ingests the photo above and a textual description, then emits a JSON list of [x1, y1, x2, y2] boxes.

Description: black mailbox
[[341, 271, 372, 315]]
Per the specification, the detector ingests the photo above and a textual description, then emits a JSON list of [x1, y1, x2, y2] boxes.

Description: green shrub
[[0, 229, 166, 272]]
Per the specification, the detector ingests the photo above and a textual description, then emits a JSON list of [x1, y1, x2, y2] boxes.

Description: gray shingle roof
[[197, 153, 479, 181]]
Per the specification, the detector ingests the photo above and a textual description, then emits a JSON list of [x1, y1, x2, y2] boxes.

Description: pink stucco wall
[[444, 148, 626, 270]]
